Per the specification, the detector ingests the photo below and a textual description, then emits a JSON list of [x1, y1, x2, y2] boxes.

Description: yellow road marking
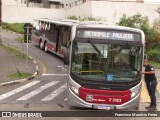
[[31, 56, 47, 74], [41, 61, 47, 74], [140, 81, 150, 103], [157, 79, 160, 93]]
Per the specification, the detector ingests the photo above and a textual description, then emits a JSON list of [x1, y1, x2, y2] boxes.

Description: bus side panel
[[46, 41, 65, 58], [31, 35, 40, 45]]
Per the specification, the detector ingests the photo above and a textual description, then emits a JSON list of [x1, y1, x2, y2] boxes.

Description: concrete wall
[[66, 1, 160, 25], [2, 1, 160, 25], [2, 5, 66, 23], [91, 1, 160, 25], [66, 1, 92, 18]]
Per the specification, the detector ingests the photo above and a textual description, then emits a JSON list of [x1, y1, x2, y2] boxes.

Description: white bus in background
[[31, 18, 78, 58]]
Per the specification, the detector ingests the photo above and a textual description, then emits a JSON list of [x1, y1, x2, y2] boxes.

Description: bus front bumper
[[67, 88, 140, 110]]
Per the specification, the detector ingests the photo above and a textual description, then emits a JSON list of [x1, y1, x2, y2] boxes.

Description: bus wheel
[[39, 40, 44, 50], [44, 42, 48, 52]]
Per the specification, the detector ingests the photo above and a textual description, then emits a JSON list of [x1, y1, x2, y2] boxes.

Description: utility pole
[[0, 0, 2, 45]]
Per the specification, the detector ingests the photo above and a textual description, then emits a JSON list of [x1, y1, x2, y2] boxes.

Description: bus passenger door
[[56, 27, 62, 52]]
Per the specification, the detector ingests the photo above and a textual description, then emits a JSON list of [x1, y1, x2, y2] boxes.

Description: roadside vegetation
[[2, 22, 24, 34], [9, 72, 32, 79], [0, 45, 26, 59], [117, 13, 160, 65], [67, 16, 106, 22]]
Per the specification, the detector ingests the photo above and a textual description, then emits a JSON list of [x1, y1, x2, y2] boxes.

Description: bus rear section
[[67, 24, 145, 110], [31, 19, 74, 58]]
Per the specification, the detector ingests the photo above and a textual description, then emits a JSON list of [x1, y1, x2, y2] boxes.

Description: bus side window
[[49, 24, 57, 42]]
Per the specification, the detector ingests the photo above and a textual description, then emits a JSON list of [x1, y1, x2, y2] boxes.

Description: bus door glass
[[56, 25, 71, 52], [56, 25, 62, 52]]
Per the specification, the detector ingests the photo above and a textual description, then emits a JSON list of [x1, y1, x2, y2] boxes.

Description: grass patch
[[2, 22, 25, 34], [9, 72, 33, 79], [0, 45, 30, 60], [149, 60, 160, 68]]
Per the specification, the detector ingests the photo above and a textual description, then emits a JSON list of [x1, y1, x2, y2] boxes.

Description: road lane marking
[[42, 74, 68, 76], [41, 83, 67, 101], [0, 81, 40, 101], [16, 81, 59, 101], [140, 81, 150, 102]]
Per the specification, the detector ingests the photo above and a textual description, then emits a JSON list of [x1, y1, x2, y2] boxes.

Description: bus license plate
[[94, 105, 111, 110]]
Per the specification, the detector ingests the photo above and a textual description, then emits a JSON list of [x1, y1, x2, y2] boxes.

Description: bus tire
[[39, 40, 44, 50], [44, 41, 48, 52]]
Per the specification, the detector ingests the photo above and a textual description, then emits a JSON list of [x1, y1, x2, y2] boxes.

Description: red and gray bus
[[64, 22, 145, 110], [31, 18, 78, 58]]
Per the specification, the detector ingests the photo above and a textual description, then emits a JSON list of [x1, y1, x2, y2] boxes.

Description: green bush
[[147, 48, 160, 62], [2, 22, 25, 34], [117, 13, 160, 51], [67, 16, 106, 22]]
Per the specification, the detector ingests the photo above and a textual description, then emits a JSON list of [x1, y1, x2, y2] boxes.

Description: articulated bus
[[64, 22, 145, 110], [31, 18, 78, 58]]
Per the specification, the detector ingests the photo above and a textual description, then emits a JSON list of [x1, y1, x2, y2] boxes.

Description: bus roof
[[34, 18, 79, 26], [77, 22, 144, 34]]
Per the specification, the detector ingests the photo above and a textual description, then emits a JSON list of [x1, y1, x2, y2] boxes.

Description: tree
[[117, 13, 149, 28]]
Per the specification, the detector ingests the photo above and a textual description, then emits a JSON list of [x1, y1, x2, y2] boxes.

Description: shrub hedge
[[147, 48, 160, 62]]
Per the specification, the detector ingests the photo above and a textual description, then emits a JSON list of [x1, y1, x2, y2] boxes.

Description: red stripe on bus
[[47, 43, 56, 51], [32, 36, 39, 44], [61, 49, 64, 56], [79, 87, 131, 105]]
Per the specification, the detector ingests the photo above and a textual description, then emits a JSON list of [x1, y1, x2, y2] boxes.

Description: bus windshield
[[71, 39, 142, 83]]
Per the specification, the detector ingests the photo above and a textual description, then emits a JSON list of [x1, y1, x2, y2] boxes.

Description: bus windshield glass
[[71, 39, 142, 82]]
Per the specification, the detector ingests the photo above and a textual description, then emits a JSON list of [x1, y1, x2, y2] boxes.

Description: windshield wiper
[[88, 40, 103, 57]]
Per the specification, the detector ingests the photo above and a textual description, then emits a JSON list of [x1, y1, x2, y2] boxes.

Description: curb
[[0, 56, 39, 88]]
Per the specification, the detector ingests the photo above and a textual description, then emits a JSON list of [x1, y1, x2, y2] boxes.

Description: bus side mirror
[[63, 51, 69, 65]]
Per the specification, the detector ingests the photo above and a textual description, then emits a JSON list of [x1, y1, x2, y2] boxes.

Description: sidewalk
[[0, 31, 39, 86], [0, 46, 37, 85]]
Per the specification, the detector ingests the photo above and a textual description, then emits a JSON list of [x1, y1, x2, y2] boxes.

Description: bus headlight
[[70, 85, 79, 96], [131, 91, 138, 99]]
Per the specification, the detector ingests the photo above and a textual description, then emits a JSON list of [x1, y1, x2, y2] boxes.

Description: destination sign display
[[76, 30, 141, 41]]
